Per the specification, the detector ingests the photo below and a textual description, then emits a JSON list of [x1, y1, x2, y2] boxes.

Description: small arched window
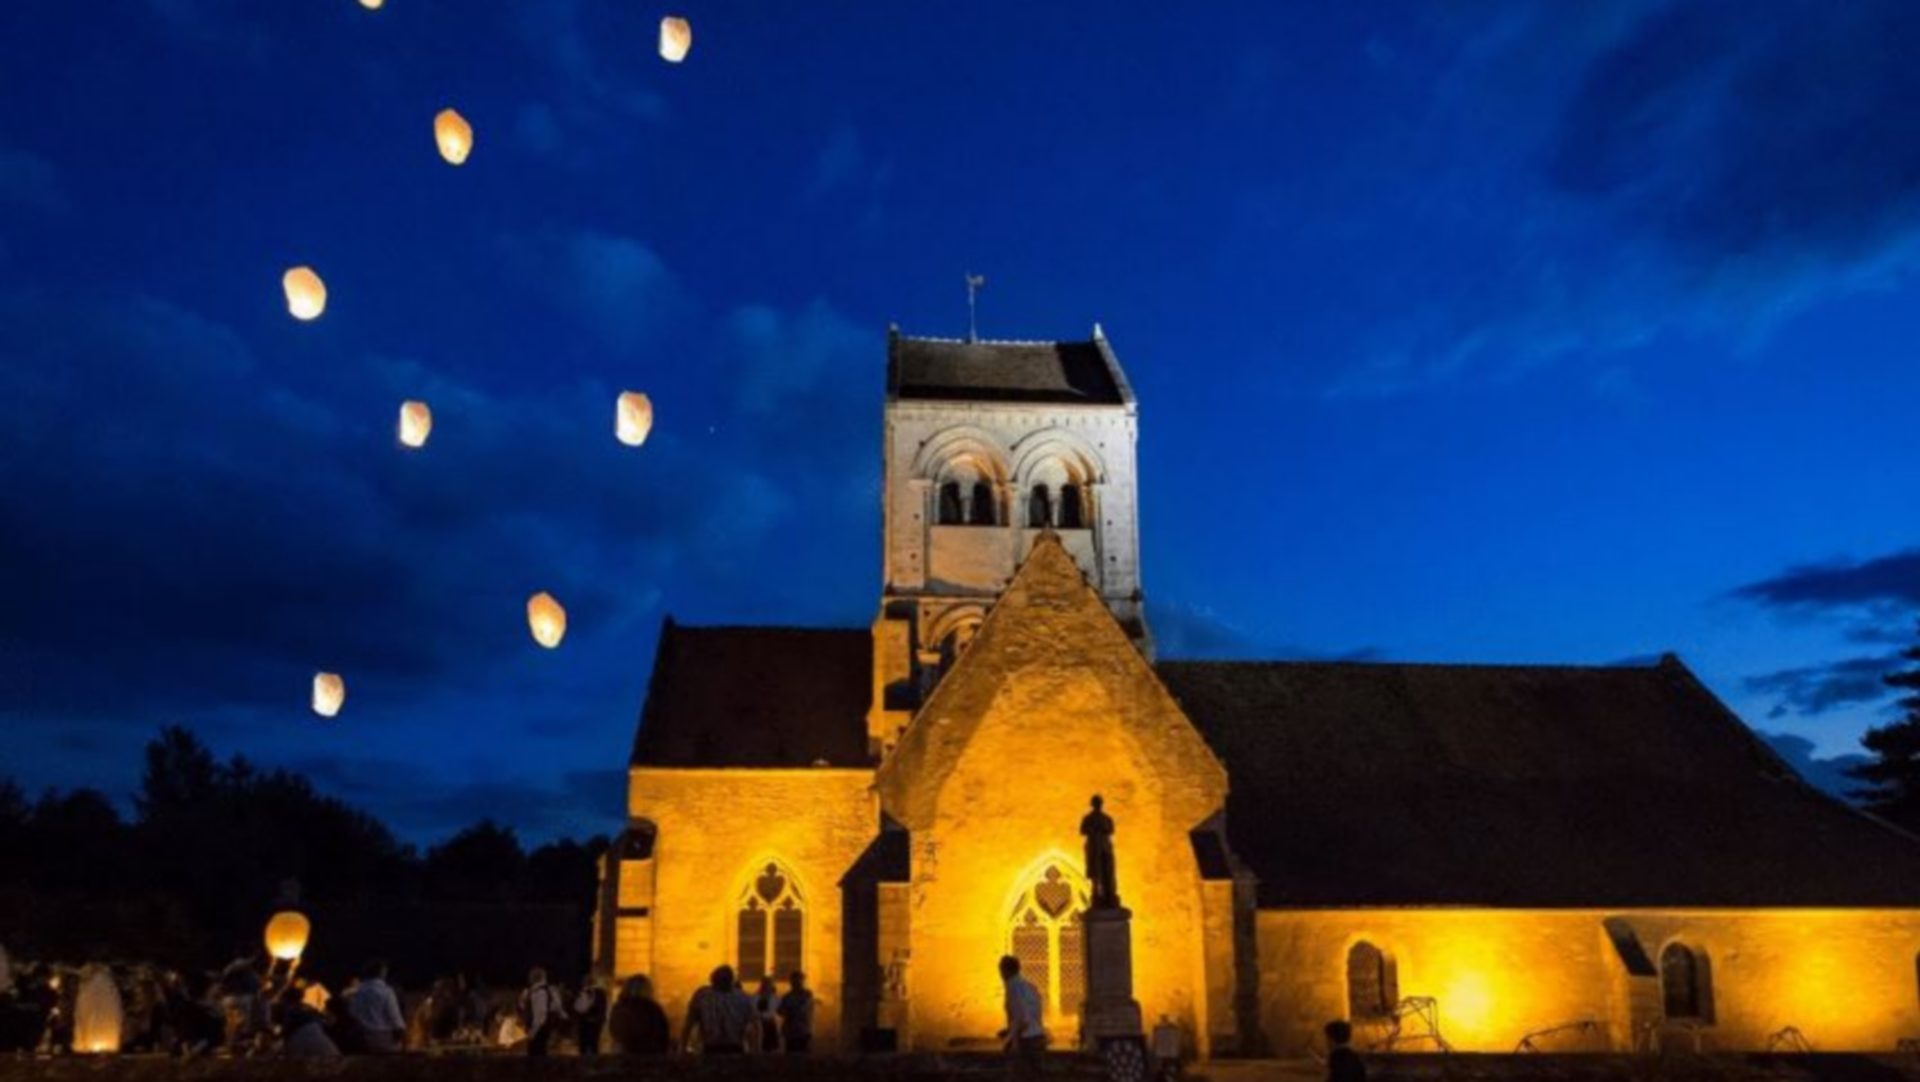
[[1346, 940, 1398, 1019], [1058, 483, 1085, 529], [737, 862, 804, 984], [1661, 943, 1710, 1021], [1027, 485, 1053, 528], [937, 482, 964, 526], [970, 481, 998, 526]]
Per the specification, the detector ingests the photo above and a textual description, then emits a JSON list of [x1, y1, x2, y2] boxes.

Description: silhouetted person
[[344, 960, 404, 1053], [519, 967, 566, 1058], [777, 971, 814, 1054], [217, 950, 263, 1054], [1325, 1020, 1366, 1082], [275, 985, 338, 1059], [998, 955, 1046, 1073], [608, 975, 670, 1055], [754, 975, 781, 1051], [572, 975, 608, 1056], [683, 965, 757, 1055]]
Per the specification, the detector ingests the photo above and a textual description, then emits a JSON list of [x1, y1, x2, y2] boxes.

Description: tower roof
[[887, 328, 1132, 406]]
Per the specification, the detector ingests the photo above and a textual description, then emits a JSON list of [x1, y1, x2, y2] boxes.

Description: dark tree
[[1850, 622, 1920, 833], [425, 820, 526, 901]]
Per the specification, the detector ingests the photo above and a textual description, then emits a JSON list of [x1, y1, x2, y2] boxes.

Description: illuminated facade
[[596, 328, 1920, 1056]]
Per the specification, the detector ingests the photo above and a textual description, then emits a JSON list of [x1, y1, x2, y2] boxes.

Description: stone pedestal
[[1081, 906, 1143, 1043]]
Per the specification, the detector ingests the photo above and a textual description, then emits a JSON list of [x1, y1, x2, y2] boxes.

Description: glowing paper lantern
[[616, 391, 653, 447], [282, 267, 327, 321], [73, 966, 123, 1054], [312, 672, 345, 718], [659, 16, 692, 62], [264, 910, 311, 962], [434, 108, 473, 166], [398, 400, 432, 449], [527, 592, 566, 649], [359, 0, 383, 9]]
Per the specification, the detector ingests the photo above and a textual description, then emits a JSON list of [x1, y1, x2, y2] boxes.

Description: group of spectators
[[0, 948, 814, 1060]]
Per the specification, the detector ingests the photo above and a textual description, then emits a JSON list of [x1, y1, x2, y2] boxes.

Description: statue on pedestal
[[1081, 794, 1119, 909]]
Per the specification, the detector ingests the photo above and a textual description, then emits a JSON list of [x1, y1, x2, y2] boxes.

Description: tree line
[[0, 726, 607, 984]]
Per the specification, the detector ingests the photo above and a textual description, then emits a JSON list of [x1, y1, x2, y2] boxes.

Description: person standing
[[572, 975, 608, 1056], [1324, 1020, 1367, 1082], [753, 975, 782, 1052], [344, 960, 405, 1054], [682, 965, 757, 1055], [776, 971, 814, 1054], [998, 955, 1046, 1073], [607, 975, 671, 1055], [518, 968, 566, 1058]]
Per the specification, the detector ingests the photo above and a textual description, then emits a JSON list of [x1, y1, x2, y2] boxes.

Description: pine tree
[[1849, 622, 1920, 833]]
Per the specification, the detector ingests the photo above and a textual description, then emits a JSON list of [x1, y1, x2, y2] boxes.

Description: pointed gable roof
[[878, 533, 1225, 829]]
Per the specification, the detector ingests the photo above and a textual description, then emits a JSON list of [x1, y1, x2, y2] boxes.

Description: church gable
[[877, 533, 1226, 831]]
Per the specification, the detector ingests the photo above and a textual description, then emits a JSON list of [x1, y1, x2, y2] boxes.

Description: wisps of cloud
[[1745, 654, 1907, 719], [1325, 1, 1920, 394], [1760, 731, 1869, 802], [1729, 547, 1920, 721]]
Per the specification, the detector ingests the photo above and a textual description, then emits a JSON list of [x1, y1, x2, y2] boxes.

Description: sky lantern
[[311, 672, 345, 718], [398, 400, 432, 449], [282, 266, 326, 321], [658, 16, 692, 62], [434, 108, 473, 165], [616, 391, 653, 447], [359, 0, 383, 8], [527, 592, 567, 649], [264, 909, 311, 963], [73, 966, 123, 1054]]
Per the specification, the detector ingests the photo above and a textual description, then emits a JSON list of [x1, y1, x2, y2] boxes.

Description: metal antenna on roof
[[965, 273, 986, 343]]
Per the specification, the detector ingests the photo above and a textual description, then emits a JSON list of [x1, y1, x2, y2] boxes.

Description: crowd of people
[[0, 947, 815, 1060]]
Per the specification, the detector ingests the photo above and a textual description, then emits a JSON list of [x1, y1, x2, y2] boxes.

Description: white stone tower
[[868, 324, 1148, 754]]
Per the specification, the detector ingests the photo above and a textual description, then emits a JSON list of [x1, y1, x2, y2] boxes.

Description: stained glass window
[[1007, 864, 1089, 1020]]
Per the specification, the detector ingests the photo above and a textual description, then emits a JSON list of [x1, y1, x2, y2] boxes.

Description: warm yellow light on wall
[[528, 591, 567, 648], [398, 400, 432, 449], [616, 391, 654, 447], [312, 672, 345, 717], [264, 910, 312, 962], [659, 17, 692, 63], [434, 108, 473, 165], [282, 266, 327, 321], [73, 967, 122, 1054]]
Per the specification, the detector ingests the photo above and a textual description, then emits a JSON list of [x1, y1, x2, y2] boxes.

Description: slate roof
[[1154, 656, 1920, 908], [888, 332, 1128, 405], [628, 621, 872, 769]]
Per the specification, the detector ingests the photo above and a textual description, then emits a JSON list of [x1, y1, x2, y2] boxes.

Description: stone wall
[[623, 768, 879, 1052], [1256, 907, 1920, 1054]]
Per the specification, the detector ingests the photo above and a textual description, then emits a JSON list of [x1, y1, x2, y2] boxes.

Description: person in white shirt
[[999, 955, 1047, 1073], [344, 960, 405, 1054], [520, 968, 567, 1058]]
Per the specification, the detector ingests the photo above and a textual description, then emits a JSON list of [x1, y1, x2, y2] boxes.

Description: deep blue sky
[[3, 1, 1918, 842]]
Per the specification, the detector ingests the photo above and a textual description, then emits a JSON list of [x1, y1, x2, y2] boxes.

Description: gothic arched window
[[1058, 483, 1085, 528], [1027, 484, 1053, 528], [970, 481, 998, 525], [1346, 941, 1397, 1019], [937, 482, 964, 526], [1660, 942, 1710, 1021], [1008, 864, 1089, 1020], [737, 862, 804, 984]]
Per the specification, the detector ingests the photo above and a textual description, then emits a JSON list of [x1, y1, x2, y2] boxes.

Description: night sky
[[3, 2, 1918, 842]]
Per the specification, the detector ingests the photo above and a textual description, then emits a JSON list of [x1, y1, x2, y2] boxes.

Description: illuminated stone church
[[596, 327, 1920, 1056]]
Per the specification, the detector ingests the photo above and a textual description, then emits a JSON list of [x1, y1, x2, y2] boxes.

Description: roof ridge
[[895, 333, 1091, 346], [1154, 657, 1670, 673]]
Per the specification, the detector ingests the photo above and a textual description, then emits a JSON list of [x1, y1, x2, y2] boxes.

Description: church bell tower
[[868, 325, 1148, 755]]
